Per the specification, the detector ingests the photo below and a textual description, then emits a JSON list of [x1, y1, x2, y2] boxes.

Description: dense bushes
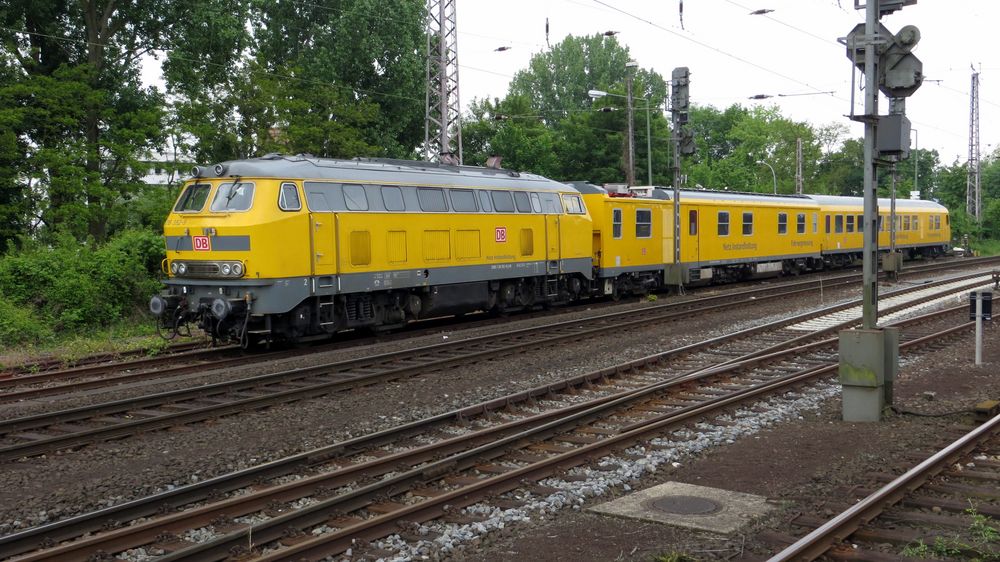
[[0, 230, 165, 347]]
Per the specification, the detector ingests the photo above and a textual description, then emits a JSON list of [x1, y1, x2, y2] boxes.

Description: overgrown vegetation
[[900, 507, 1000, 560], [0, 230, 164, 347]]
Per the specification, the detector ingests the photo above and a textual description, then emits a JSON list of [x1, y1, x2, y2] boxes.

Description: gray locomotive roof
[[804, 194, 947, 210], [190, 154, 572, 192]]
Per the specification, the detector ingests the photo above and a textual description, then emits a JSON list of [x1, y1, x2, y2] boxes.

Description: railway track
[[0, 340, 211, 380], [768, 411, 1000, 561], [2, 256, 995, 405], [0, 277, 990, 560], [0, 270, 991, 464], [2, 256, 994, 403]]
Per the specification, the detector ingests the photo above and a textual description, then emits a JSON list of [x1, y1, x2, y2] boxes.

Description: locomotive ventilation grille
[[170, 260, 245, 278]]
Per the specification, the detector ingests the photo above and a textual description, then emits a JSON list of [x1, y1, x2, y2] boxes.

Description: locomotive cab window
[[612, 208, 623, 239], [478, 191, 493, 212], [796, 213, 806, 234], [513, 191, 532, 213], [491, 191, 515, 213], [417, 187, 448, 212], [449, 189, 478, 212], [636, 209, 652, 238], [562, 194, 586, 214], [343, 184, 369, 211], [174, 183, 211, 212], [381, 186, 406, 211], [210, 182, 255, 212], [278, 182, 301, 211], [530, 193, 542, 213], [777, 213, 787, 235], [717, 211, 730, 236], [742, 211, 753, 236]]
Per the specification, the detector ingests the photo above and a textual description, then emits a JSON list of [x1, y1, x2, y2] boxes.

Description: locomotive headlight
[[221, 263, 232, 276], [177, 262, 187, 275], [170, 262, 179, 274], [232, 262, 244, 277]]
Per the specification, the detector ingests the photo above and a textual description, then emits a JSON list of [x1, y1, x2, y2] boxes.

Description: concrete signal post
[[839, 0, 922, 422]]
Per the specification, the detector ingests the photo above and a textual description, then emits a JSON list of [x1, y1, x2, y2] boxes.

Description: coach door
[[687, 208, 700, 262]]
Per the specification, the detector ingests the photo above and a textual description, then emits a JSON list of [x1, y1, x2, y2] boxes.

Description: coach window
[[562, 194, 586, 214], [689, 210, 698, 236], [717, 211, 730, 236], [846, 215, 854, 233], [912, 215, 919, 231], [835, 215, 844, 233], [825, 215, 831, 234], [742, 211, 753, 235], [636, 209, 652, 238], [813, 213, 818, 233], [211, 182, 255, 212], [777, 212, 788, 235], [478, 191, 493, 212], [529, 193, 542, 213], [857, 215, 864, 233], [796, 213, 806, 234], [278, 182, 301, 211], [491, 191, 516, 213], [175, 183, 211, 212], [878, 215, 885, 232], [417, 188, 448, 212], [513, 191, 532, 213], [343, 184, 369, 211], [612, 208, 623, 239], [903, 215, 911, 230], [449, 189, 478, 212]]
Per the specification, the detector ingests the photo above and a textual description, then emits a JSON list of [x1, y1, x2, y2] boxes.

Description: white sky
[[455, 0, 998, 165]]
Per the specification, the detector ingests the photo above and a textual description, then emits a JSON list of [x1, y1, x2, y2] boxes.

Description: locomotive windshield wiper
[[225, 176, 243, 208]]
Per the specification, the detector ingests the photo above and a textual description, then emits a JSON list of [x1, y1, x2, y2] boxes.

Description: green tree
[[166, 0, 425, 162], [1, 0, 171, 243]]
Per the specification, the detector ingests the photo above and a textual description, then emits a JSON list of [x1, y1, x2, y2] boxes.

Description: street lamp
[[756, 160, 777, 194], [589, 86, 653, 186]]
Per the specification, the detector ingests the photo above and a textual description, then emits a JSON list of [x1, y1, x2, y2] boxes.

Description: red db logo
[[495, 227, 507, 243], [193, 235, 211, 251]]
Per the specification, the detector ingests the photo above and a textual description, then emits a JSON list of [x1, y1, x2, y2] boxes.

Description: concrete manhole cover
[[648, 495, 722, 515], [588, 481, 776, 534]]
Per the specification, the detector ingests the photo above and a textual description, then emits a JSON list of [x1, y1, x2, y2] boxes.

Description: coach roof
[[190, 154, 571, 192]]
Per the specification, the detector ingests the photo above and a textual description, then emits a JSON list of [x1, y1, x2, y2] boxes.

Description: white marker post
[[976, 295, 983, 366], [970, 291, 992, 366]]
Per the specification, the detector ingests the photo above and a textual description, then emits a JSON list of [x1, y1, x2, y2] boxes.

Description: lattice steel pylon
[[967, 68, 981, 220], [424, 0, 463, 164]]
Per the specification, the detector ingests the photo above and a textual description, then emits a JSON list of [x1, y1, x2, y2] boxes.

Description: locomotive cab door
[[309, 211, 336, 276], [545, 214, 560, 273]]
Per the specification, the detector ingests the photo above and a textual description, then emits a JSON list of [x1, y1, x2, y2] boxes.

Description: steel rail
[[2, 304, 974, 559], [194, 315, 977, 562], [0, 272, 991, 463], [768, 409, 1000, 562]]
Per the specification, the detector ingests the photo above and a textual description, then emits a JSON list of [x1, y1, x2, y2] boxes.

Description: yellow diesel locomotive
[[150, 155, 951, 344], [150, 155, 596, 344]]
